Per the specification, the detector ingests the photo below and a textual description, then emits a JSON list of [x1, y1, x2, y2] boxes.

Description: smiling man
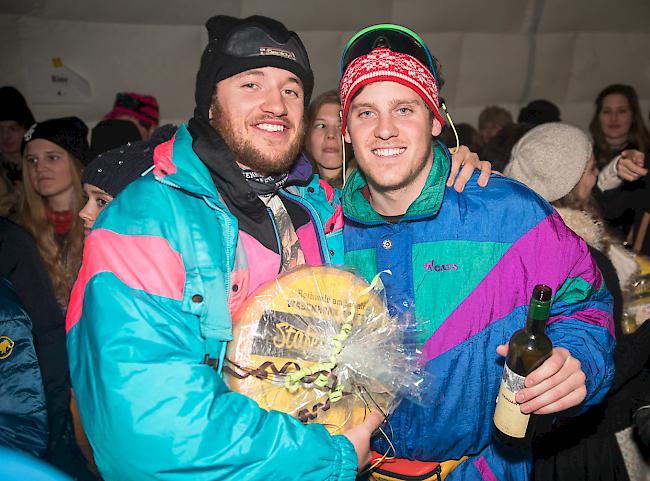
[[338, 25, 616, 480]]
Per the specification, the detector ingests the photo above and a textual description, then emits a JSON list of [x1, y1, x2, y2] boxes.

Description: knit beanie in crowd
[[0, 86, 36, 128], [339, 48, 443, 133], [504, 122, 592, 202], [82, 124, 175, 197], [91, 119, 143, 156], [104, 92, 160, 128], [193, 15, 314, 121], [22, 116, 91, 164]]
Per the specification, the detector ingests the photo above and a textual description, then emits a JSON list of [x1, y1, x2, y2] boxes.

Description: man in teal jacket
[[338, 25, 615, 480]]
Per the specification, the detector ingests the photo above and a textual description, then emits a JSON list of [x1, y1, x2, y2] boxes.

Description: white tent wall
[[1, 0, 649, 131], [0, 14, 204, 125]]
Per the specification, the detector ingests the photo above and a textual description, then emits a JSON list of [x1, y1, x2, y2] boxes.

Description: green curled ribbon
[[284, 270, 390, 403]]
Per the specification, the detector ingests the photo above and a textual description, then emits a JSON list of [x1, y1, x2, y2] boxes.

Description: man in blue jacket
[[338, 24, 615, 480]]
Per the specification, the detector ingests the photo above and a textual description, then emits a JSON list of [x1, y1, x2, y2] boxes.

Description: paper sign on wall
[[26, 57, 92, 103]]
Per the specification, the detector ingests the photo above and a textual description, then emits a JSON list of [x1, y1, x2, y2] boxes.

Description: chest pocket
[[177, 196, 235, 348]]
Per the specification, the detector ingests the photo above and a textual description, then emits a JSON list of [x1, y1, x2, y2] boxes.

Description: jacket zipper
[[266, 206, 283, 274], [280, 190, 330, 264]]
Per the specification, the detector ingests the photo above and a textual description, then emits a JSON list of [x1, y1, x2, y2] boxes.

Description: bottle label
[[493, 364, 529, 438]]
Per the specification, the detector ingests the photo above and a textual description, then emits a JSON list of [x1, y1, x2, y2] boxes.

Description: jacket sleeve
[[0, 278, 48, 457], [66, 229, 357, 481], [544, 218, 616, 408]]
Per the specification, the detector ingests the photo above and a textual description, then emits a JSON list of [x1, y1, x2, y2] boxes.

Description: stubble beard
[[360, 143, 433, 194], [210, 98, 305, 176]]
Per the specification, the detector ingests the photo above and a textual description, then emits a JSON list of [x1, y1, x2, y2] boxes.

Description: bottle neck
[[526, 317, 547, 335], [526, 299, 550, 335]]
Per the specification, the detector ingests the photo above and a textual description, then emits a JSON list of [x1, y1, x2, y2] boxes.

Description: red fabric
[[323, 204, 343, 235], [66, 228, 186, 332], [152, 136, 177, 178], [370, 451, 441, 478], [339, 48, 443, 132], [46, 209, 73, 236], [318, 178, 336, 203], [317, 179, 344, 235]]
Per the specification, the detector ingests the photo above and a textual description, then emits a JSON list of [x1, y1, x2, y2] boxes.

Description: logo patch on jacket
[[0, 336, 14, 359], [423, 259, 458, 272]]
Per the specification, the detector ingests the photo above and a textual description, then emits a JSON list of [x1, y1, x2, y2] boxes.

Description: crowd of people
[[0, 14, 648, 481]]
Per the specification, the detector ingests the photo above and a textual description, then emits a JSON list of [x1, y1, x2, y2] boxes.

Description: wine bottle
[[493, 284, 553, 446]]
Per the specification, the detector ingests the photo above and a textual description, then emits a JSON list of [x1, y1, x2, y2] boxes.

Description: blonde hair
[[19, 152, 85, 309]]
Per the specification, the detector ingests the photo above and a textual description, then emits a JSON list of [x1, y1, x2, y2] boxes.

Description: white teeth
[[257, 123, 285, 132], [373, 148, 405, 157]]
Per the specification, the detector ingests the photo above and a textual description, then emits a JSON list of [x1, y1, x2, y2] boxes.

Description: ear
[[431, 118, 442, 137], [344, 127, 352, 144]]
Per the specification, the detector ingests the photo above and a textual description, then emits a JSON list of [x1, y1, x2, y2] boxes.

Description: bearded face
[[210, 68, 307, 175]]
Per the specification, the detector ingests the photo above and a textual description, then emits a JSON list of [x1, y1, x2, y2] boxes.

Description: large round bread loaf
[[226, 265, 397, 434]]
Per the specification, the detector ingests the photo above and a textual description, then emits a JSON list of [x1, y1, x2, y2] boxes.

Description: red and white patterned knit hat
[[339, 48, 443, 132]]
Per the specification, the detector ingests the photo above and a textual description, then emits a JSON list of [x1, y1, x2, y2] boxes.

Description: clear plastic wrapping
[[225, 265, 418, 433]]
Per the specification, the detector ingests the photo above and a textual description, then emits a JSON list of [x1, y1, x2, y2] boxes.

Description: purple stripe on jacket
[[549, 307, 616, 337], [422, 212, 608, 362], [473, 456, 498, 481]]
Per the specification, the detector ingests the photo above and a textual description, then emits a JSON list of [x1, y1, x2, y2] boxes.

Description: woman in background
[[590, 84, 649, 170], [304, 89, 355, 189], [19, 116, 98, 480], [590, 84, 650, 244], [19, 117, 88, 310]]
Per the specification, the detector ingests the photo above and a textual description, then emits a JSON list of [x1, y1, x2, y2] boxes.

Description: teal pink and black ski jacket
[[342, 141, 616, 481], [65, 124, 354, 481]]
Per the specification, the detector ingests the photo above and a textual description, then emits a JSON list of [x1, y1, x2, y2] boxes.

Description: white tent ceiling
[[1, 0, 649, 130]]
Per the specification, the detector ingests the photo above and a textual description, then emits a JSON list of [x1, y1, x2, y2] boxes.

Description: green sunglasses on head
[[340, 23, 441, 89]]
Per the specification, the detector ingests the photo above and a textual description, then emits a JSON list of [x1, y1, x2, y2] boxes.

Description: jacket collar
[[342, 141, 450, 224], [153, 120, 315, 211]]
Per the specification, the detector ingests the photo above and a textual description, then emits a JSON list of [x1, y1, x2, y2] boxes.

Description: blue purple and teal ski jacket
[[65, 124, 355, 481], [342, 141, 616, 481]]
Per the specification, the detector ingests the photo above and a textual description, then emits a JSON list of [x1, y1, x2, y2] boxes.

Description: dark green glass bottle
[[493, 284, 553, 446]]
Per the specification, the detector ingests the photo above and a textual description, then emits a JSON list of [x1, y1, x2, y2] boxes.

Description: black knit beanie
[[21, 116, 91, 164], [0, 86, 36, 128], [193, 15, 314, 122], [82, 124, 176, 197], [91, 119, 143, 157]]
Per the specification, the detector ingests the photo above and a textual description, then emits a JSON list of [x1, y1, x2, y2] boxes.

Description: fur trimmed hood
[[555, 207, 605, 251], [556, 207, 638, 289]]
